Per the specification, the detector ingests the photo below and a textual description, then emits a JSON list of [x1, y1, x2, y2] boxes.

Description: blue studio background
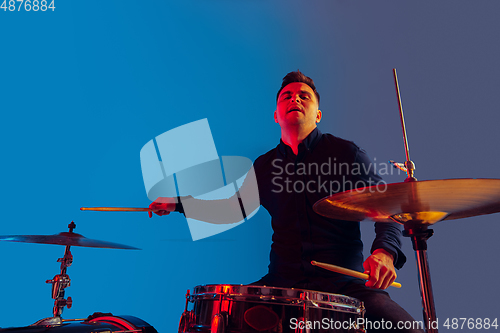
[[1, 1, 500, 332]]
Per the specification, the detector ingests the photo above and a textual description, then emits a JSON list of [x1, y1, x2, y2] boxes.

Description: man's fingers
[[364, 264, 395, 289], [151, 210, 171, 216], [375, 268, 396, 290], [365, 262, 394, 289], [149, 211, 152, 218], [149, 202, 165, 217], [362, 262, 371, 284], [363, 250, 397, 289], [365, 263, 379, 288], [387, 272, 397, 289], [363, 269, 371, 286]]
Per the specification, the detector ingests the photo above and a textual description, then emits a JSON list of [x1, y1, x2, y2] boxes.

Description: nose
[[290, 94, 300, 103]]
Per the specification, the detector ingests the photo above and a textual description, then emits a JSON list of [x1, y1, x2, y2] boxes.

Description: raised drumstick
[[80, 207, 156, 212], [311, 260, 402, 288]]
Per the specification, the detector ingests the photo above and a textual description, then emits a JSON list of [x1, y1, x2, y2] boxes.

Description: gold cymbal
[[313, 179, 500, 225]]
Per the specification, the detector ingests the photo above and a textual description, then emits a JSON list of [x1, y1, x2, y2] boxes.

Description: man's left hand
[[363, 249, 396, 290]]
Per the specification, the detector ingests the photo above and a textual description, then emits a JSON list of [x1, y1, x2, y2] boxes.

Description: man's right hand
[[149, 197, 177, 218]]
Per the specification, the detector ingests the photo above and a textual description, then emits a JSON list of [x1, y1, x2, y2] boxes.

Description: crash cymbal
[[313, 178, 500, 225], [0, 232, 139, 249]]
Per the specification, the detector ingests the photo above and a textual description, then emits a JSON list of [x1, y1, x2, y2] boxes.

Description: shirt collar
[[278, 127, 322, 158]]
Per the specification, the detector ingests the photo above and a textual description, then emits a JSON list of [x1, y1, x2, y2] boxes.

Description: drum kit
[[1, 69, 500, 332]]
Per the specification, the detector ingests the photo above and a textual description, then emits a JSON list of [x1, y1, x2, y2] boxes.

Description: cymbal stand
[[393, 68, 416, 183], [403, 225, 437, 333], [46, 222, 75, 320], [392, 69, 438, 333]]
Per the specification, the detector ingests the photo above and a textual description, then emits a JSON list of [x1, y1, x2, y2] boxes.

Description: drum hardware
[[210, 313, 226, 333], [212, 292, 228, 333], [178, 290, 192, 333], [389, 160, 411, 174], [0, 222, 140, 326], [392, 68, 416, 183], [299, 291, 309, 333], [392, 68, 434, 332], [46, 224, 74, 321]]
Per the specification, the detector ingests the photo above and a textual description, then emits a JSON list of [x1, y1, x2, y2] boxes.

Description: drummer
[[150, 71, 424, 333]]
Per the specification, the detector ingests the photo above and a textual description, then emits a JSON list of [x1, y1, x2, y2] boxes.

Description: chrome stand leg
[[404, 226, 438, 333]]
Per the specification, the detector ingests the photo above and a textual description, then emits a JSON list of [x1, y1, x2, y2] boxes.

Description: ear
[[274, 109, 278, 123], [316, 109, 322, 123]]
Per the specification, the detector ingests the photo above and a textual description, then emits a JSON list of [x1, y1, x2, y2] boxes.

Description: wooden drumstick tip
[[311, 261, 402, 288]]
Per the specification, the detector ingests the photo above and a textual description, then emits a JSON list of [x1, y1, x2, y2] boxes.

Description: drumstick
[[80, 207, 157, 212], [311, 261, 402, 288]]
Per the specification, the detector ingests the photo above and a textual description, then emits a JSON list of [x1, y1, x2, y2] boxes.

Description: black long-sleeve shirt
[[253, 128, 406, 288]]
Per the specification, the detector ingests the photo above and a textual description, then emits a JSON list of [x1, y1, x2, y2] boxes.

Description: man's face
[[274, 82, 322, 131]]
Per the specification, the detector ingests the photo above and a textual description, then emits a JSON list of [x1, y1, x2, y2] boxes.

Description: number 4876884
[[1, 0, 55, 11]]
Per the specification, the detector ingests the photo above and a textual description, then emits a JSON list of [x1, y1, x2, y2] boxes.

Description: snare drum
[[179, 284, 365, 332]]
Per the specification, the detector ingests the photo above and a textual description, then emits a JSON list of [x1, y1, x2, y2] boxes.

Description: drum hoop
[[189, 284, 363, 312], [88, 316, 138, 331]]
